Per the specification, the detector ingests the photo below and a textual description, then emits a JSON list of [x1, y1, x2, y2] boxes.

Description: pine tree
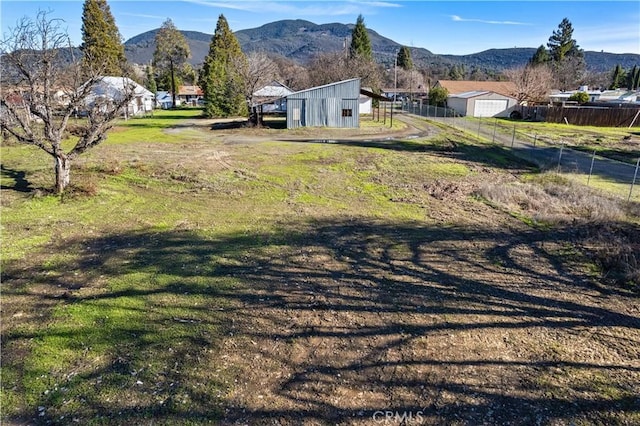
[[547, 18, 583, 62], [530, 45, 550, 65], [350, 15, 372, 59], [80, 0, 126, 75], [625, 65, 639, 90], [200, 14, 247, 118], [610, 64, 624, 89], [146, 65, 157, 94], [546, 18, 585, 90], [153, 19, 190, 108], [397, 46, 413, 70], [448, 65, 464, 80]]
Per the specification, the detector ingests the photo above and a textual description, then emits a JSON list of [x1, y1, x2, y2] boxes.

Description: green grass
[[2, 109, 637, 424], [485, 118, 640, 164], [2, 110, 442, 422]]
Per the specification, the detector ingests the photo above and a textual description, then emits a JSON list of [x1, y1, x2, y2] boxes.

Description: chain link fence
[[400, 101, 640, 202]]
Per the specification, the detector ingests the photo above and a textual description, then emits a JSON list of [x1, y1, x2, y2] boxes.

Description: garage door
[[473, 99, 508, 117]]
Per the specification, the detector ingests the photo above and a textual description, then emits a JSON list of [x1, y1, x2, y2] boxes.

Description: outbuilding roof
[[435, 80, 517, 97], [253, 81, 294, 98], [450, 90, 491, 99]]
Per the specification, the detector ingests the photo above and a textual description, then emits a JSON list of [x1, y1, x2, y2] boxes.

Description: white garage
[[474, 99, 509, 117], [447, 91, 517, 118]]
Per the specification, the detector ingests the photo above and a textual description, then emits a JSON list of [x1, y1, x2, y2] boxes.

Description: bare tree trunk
[[54, 154, 70, 194]]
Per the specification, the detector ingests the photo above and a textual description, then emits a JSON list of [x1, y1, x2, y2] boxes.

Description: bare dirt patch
[[213, 218, 640, 425]]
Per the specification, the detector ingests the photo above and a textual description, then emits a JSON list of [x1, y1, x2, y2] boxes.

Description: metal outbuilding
[[447, 90, 518, 118], [285, 78, 361, 129]]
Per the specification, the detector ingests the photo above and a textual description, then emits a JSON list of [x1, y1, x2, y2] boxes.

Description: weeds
[[477, 173, 638, 288]]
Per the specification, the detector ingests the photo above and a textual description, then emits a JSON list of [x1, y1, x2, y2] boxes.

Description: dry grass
[[3, 111, 639, 425], [476, 173, 626, 224], [476, 173, 639, 288]]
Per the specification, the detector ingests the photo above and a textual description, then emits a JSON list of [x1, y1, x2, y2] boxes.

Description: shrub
[[568, 91, 589, 104]]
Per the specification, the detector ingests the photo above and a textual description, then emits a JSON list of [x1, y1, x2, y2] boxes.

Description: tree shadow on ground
[[1, 164, 33, 192], [283, 137, 539, 173], [2, 219, 639, 424]]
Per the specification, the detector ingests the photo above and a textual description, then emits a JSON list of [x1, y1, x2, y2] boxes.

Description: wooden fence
[[517, 104, 640, 127]]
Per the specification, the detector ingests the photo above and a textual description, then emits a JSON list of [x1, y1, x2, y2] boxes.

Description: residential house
[[252, 81, 293, 113], [85, 76, 154, 117], [549, 86, 603, 104], [177, 85, 203, 106], [597, 89, 639, 104], [156, 91, 173, 109]]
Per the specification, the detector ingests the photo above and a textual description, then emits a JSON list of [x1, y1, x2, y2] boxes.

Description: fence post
[[557, 143, 565, 172], [511, 124, 516, 147], [587, 150, 596, 186], [383, 102, 387, 125], [533, 134, 537, 147], [629, 157, 640, 201], [477, 117, 482, 139], [492, 119, 497, 143]]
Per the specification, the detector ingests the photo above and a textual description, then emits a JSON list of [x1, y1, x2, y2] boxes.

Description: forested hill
[[123, 19, 640, 73]]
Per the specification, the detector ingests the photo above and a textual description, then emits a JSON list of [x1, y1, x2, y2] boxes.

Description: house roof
[[178, 85, 203, 96], [156, 91, 172, 101], [89, 76, 154, 99], [435, 80, 517, 97], [253, 81, 294, 98]]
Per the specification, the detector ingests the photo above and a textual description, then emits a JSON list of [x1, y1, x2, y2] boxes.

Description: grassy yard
[[487, 118, 640, 164], [2, 110, 639, 425]]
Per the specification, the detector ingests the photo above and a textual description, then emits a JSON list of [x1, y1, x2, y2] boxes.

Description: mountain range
[[124, 19, 639, 74]]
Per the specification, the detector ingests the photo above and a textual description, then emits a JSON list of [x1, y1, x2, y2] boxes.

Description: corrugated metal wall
[[286, 79, 360, 129]]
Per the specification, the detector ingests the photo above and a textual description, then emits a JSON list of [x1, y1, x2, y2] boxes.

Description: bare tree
[[238, 51, 280, 106], [396, 68, 425, 95], [1, 11, 134, 193], [307, 51, 382, 90], [553, 55, 586, 91], [271, 55, 309, 91], [503, 64, 553, 104]]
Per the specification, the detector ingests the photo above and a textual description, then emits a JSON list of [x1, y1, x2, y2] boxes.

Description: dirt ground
[[169, 114, 640, 425], [205, 222, 638, 425], [3, 113, 639, 425]]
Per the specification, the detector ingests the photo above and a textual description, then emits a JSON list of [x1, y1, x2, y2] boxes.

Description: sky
[[1, 1, 639, 55]]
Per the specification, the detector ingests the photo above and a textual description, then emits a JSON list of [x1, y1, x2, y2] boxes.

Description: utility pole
[[394, 52, 398, 103]]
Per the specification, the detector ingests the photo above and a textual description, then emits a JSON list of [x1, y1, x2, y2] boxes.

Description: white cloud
[[450, 15, 531, 26], [183, 0, 401, 16]]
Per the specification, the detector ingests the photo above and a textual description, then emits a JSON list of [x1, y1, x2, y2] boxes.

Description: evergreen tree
[[80, 0, 126, 75], [448, 65, 464, 80], [625, 65, 639, 90], [397, 46, 413, 70], [200, 14, 247, 118], [530, 45, 550, 65], [546, 18, 585, 90], [428, 86, 448, 106], [610, 64, 624, 89], [547, 18, 583, 62], [350, 14, 372, 59], [146, 65, 157, 93], [153, 19, 190, 108]]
